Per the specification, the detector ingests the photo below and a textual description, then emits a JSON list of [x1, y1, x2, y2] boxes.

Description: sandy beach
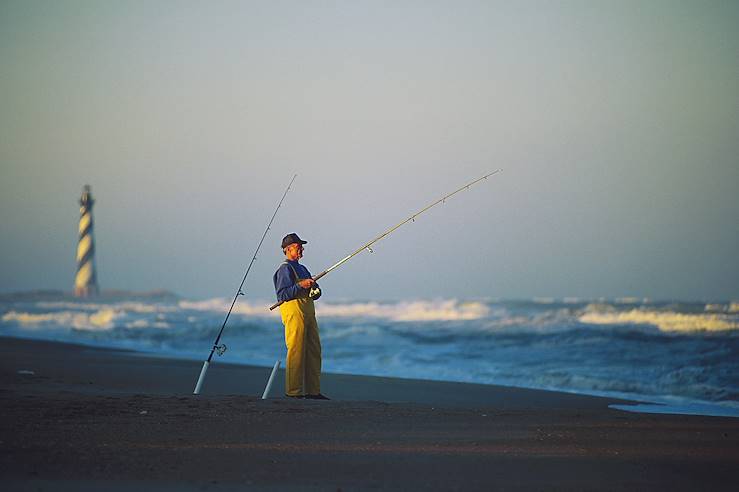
[[1, 336, 737, 491]]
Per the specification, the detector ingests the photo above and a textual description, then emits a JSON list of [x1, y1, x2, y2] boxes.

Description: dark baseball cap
[[281, 233, 308, 249]]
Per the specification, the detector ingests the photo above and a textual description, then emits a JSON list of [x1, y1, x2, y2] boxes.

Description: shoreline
[[0, 335, 635, 409], [2, 335, 739, 490], [4, 333, 736, 418]]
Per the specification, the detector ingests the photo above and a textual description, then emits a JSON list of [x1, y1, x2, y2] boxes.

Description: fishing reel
[[309, 286, 322, 301], [214, 343, 227, 356]]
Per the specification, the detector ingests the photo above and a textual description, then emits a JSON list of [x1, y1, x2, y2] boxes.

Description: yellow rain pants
[[280, 297, 321, 396]]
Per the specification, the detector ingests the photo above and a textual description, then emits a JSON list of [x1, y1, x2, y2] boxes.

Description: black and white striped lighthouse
[[74, 185, 99, 297]]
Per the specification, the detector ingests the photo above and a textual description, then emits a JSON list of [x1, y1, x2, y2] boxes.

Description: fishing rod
[[269, 169, 501, 311], [194, 174, 297, 394]]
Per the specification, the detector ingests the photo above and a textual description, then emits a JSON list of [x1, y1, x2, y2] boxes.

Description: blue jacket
[[273, 260, 318, 303]]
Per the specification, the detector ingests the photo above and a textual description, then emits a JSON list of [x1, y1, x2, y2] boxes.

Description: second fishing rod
[[269, 169, 502, 311], [194, 174, 297, 394]]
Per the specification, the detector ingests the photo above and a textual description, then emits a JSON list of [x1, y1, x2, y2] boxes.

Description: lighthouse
[[74, 185, 99, 297]]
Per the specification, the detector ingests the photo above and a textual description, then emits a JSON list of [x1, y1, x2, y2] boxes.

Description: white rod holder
[[261, 360, 281, 399], [193, 360, 209, 395]]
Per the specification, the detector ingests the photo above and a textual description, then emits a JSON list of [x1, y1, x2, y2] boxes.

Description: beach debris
[[17, 370, 35, 375]]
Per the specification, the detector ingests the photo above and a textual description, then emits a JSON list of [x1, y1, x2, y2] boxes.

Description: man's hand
[[298, 278, 315, 289]]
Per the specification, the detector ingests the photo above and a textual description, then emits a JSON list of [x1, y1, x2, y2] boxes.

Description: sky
[[1, 0, 737, 301]]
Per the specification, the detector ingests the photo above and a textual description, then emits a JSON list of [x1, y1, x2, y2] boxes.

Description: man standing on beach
[[273, 233, 328, 400]]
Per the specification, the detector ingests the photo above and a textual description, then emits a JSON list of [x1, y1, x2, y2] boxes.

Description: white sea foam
[[614, 297, 649, 304], [178, 298, 490, 322], [579, 308, 738, 332], [316, 299, 490, 321], [37, 301, 178, 313], [178, 299, 278, 316], [123, 319, 170, 329], [705, 303, 726, 312], [1, 309, 120, 331], [480, 308, 578, 332]]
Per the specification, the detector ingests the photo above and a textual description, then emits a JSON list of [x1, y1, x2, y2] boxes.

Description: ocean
[[2, 294, 738, 417]]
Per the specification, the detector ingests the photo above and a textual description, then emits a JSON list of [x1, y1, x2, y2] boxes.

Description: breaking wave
[[2, 309, 120, 331], [178, 298, 278, 316], [579, 305, 738, 332], [316, 299, 490, 321], [178, 298, 490, 322]]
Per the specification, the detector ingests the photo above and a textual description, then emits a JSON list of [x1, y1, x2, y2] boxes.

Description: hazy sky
[[1, 0, 737, 301]]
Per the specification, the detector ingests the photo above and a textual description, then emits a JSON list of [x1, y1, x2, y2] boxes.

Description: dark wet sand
[[1, 336, 738, 491]]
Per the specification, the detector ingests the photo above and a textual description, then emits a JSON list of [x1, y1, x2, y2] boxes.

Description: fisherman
[[273, 233, 328, 400]]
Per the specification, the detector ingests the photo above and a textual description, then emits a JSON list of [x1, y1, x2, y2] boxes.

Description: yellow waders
[[280, 295, 322, 397]]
